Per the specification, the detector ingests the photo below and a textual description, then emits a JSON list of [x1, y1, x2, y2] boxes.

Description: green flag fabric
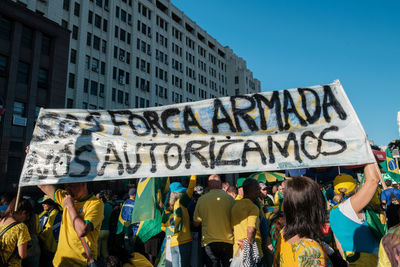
[[379, 148, 400, 182]]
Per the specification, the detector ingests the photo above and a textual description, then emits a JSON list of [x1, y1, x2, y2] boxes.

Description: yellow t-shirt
[[53, 189, 104, 267], [39, 208, 61, 253], [194, 189, 234, 246], [0, 222, 31, 267], [274, 234, 330, 267], [231, 198, 263, 257], [377, 239, 391, 267], [123, 252, 153, 267], [235, 194, 243, 201]]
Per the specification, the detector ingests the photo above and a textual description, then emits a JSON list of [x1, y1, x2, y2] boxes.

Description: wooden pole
[[14, 186, 21, 212], [375, 163, 387, 190]]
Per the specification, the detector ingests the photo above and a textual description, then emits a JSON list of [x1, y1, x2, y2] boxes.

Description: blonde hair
[[167, 192, 184, 212]]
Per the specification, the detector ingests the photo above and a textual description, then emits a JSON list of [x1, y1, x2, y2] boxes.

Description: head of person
[[271, 185, 278, 194], [386, 180, 393, 188], [193, 186, 204, 201], [333, 174, 357, 203], [208, 174, 221, 189], [167, 182, 186, 211], [98, 190, 112, 203], [259, 183, 268, 197], [381, 227, 400, 266], [65, 182, 88, 200], [2, 197, 35, 233], [38, 195, 57, 212], [278, 181, 285, 194], [243, 178, 260, 201], [128, 188, 137, 200], [226, 185, 238, 199], [0, 192, 13, 206], [283, 176, 327, 241]]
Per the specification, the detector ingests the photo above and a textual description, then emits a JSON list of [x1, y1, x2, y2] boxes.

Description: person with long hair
[[0, 197, 31, 266], [329, 164, 380, 266], [378, 224, 400, 266], [273, 176, 331, 266]]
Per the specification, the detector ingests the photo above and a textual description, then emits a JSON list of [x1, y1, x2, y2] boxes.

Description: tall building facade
[[13, 0, 261, 111], [0, 0, 70, 189]]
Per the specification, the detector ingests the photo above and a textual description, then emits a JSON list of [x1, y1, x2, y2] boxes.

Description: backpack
[[0, 222, 20, 267], [390, 192, 400, 205]]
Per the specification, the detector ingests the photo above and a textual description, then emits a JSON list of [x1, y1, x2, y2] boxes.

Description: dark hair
[[386, 180, 393, 187], [283, 176, 327, 241], [0, 192, 14, 205], [98, 190, 112, 203], [243, 178, 259, 195], [227, 185, 238, 195]]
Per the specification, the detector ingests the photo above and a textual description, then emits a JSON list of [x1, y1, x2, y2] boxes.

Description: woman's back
[[0, 219, 31, 266]]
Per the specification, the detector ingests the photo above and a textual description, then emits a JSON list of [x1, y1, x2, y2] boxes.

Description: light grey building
[[12, 0, 261, 110]]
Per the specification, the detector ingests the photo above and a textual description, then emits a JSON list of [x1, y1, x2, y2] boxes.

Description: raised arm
[[350, 163, 380, 216], [186, 175, 197, 198], [37, 185, 56, 200]]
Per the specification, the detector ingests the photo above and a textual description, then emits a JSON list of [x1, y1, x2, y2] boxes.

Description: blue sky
[[172, 0, 400, 146]]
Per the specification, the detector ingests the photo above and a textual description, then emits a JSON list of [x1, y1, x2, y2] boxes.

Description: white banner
[[19, 80, 375, 186]]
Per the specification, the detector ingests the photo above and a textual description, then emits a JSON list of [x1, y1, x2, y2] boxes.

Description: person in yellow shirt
[[37, 195, 62, 267], [193, 174, 234, 267], [161, 175, 196, 267], [231, 178, 262, 263], [273, 177, 331, 266], [38, 182, 104, 267], [0, 197, 31, 266]]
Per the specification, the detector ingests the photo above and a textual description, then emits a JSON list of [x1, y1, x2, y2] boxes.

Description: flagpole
[[375, 163, 387, 190], [14, 186, 21, 212]]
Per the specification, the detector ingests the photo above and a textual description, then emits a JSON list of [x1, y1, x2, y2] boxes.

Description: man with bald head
[[193, 174, 234, 267]]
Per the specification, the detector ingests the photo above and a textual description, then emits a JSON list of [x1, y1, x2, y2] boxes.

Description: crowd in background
[[1, 163, 400, 266]]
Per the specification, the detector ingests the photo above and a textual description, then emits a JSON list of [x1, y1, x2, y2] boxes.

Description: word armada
[[21, 83, 356, 184]]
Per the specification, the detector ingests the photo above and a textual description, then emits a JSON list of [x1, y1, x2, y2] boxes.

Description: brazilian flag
[[380, 148, 400, 182], [132, 177, 169, 243]]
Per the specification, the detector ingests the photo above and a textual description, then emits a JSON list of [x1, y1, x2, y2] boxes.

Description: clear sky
[[171, 0, 400, 146]]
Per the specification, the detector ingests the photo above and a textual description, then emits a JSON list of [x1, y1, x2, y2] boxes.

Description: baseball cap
[[128, 188, 137, 196], [38, 195, 54, 204]]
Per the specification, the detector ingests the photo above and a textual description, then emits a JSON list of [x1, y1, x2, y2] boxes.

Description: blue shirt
[[381, 188, 400, 206]]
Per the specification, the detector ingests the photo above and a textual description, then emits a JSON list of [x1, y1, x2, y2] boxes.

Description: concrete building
[[12, 0, 261, 111], [0, 0, 70, 189]]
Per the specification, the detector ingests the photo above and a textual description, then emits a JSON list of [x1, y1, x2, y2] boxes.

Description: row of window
[[155, 49, 168, 65], [155, 84, 168, 99], [88, 11, 108, 32], [172, 75, 182, 89], [172, 58, 183, 73], [113, 46, 131, 64], [138, 3, 152, 20], [84, 78, 105, 97], [85, 55, 106, 75], [136, 76, 150, 92], [155, 32, 168, 48], [137, 20, 152, 38], [115, 6, 132, 25], [112, 67, 130, 85], [136, 38, 151, 55], [136, 57, 151, 74], [87, 33, 107, 53], [156, 16, 168, 32], [111, 88, 129, 105], [114, 26, 132, 44]]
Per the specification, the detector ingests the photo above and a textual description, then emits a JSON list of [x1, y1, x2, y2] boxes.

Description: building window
[[61, 20, 68, 29], [86, 32, 92, 46], [99, 83, 104, 97], [68, 73, 75, 89], [112, 88, 116, 101], [94, 14, 101, 28], [0, 17, 12, 41], [96, 0, 102, 7], [235, 76, 239, 84], [84, 78, 89, 93], [100, 61, 105, 75], [117, 90, 123, 104], [17, 62, 29, 84], [103, 19, 108, 32], [41, 36, 51, 55], [72, 25, 78, 40], [38, 68, 48, 88], [70, 49, 77, 64], [63, 0, 70, 11], [93, 36, 100, 50], [125, 92, 129, 105], [115, 6, 120, 18], [90, 81, 98, 95], [88, 11, 93, 24], [21, 27, 33, 49], [13, 101, 26, 117], [74, 2, 80, 17], [0, 55, 8, 76], [67, 98, 74, 108], [101, 40, 107, 53]]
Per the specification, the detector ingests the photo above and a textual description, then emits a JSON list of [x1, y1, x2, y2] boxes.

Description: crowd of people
[[1, 163, 400, 266]]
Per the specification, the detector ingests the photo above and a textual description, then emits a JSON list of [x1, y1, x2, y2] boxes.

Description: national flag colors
[[380, 148, 400, 182]]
